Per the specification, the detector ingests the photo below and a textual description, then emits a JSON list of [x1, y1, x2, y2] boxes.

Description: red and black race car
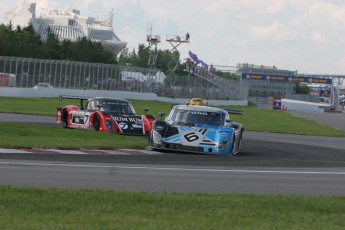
[[56, 95, 156, 135]]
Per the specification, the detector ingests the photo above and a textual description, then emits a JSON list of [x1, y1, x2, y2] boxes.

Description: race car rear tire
[[93, 113, 100, 131], [61, 110, 69, 128]]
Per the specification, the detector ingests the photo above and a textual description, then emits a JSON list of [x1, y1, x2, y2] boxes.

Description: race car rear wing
[[58, 95, 90, 110], [226, 109, 243, 116]]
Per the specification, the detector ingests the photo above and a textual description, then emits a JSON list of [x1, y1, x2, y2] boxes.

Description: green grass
[[1, 97, 345, 229], [223, 106, 345, 136], [0, 186, 344, 230], [1, 96, 345, 137], [0, 123, 148, 149], [0, 96, 171, 117]]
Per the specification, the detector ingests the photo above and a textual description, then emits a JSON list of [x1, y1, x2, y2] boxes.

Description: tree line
[[0, 24, 181, 72], [0, 23, 236, 79]]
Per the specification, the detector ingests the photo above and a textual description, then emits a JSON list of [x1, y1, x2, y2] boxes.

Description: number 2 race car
[[56, 96, 156, 135], [149, 105, 244, 155]]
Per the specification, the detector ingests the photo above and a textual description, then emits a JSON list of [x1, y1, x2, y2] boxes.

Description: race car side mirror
[[144, 108, 149, 114], [159, 112, 165, 120]]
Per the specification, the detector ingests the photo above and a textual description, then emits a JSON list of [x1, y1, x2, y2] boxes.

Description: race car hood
[[163, 124, 233, 146], [108, 113, 145, 135]]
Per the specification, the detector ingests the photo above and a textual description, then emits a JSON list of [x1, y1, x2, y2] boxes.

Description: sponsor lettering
[[114, 117, 128, 122], [114, 116, 143, 124]]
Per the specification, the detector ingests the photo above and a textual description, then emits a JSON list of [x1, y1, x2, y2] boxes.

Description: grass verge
[[1, 96, 345, 138], [0, 186, 344, 230], [0, 123, 148, 149]]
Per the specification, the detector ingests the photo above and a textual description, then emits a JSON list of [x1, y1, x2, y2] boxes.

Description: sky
[[1, 0, 345, 76]]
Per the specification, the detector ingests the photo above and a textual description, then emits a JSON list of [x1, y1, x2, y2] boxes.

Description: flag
[[188, 51, 199, 63]]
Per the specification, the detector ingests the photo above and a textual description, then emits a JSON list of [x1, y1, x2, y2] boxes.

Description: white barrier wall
[[281, 99, 327, 112], [0, 87, 248, 106]]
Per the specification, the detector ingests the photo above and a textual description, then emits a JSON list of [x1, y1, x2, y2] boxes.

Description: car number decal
[[180, 128, 208, 146], [184, 132, 199, 142], [119, 122, 128, 129]]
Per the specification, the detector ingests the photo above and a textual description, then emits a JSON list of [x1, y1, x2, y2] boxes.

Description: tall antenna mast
[[146, 23, 161, 71], [165, 32, 190, 85]]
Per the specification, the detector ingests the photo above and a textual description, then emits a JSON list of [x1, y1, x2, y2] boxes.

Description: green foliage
[[0, 23, 117, 64], [295, 83, 310, 94], [209, 64, 239, 80], [0, 23, 189, 76]]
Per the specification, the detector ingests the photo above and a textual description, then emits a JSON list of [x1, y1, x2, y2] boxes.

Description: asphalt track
[[1, 113, 345, 196]]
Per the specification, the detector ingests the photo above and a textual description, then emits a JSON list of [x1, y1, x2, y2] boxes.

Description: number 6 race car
[[56, 95, 156, 135], [149, 105, 244, 155]]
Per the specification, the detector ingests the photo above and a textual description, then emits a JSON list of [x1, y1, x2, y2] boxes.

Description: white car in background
[[33, 83, 54, 89]]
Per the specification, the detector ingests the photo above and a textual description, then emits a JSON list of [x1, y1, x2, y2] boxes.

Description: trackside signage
[[241, 73, 332, 84]]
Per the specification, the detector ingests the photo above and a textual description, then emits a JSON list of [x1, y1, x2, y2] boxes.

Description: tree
[[0, 24, 118, 64], [134, 43, 149, 67], [295, 83, 310, 94], [117, 47, 131, 65], [42, 27, 61, 59]]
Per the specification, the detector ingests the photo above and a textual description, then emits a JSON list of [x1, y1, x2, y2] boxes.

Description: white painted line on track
[[44, 149, 88, 155], [0, 148, 31, 154], [0, 161, 344, 175], [117, 149, 163, 155], [0, 148, 162, 155]]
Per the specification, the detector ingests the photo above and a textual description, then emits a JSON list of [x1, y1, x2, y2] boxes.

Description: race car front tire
[[93, 113, 100, 131], [229, 135, 235, 155], [61, 110, 69, 128]]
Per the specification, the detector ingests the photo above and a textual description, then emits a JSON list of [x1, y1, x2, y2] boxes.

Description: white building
[[3, 0, 126, 55]]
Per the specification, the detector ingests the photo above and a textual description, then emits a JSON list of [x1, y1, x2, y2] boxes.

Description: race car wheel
[[61, 110, 69, 128], [148, 131, 153, 145], [93, 113, 100, 131], [230, 135, 235, 155], [237, 132, 243, 152]]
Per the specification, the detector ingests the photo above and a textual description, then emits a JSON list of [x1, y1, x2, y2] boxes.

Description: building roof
[[4, 1, 126, 55]]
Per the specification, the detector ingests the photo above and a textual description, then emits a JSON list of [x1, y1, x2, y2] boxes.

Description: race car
[[186, 98, 208, 106], [149, 105, 244, 155], [56, 95, 156, 135]]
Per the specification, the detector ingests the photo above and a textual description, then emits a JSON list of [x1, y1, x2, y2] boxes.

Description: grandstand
[[3, 0, 126, 55]]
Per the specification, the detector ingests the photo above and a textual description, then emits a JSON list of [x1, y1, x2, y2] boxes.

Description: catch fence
[[0, 56, 247, 100]]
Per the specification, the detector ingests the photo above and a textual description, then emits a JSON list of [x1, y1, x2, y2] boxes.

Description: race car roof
[[90, 97, 129, 103], [172, 105, 227, 114]]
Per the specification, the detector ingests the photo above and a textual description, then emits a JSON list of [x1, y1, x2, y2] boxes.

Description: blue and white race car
[[149, 105, 244, 155]]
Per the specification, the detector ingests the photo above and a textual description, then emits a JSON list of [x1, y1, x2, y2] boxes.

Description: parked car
[[33, 83, 54, 89], [149, 105, 244, 155], [56, 95, 156, 135]]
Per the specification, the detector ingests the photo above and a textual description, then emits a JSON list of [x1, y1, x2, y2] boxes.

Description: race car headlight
[[217, 139, 230, 151], [152, 130, 162, 145], [105, 119, 113, 130]]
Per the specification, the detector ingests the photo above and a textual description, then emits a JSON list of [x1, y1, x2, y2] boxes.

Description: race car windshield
[[101, 101, 136, 115], [174, 110, 221, 126]]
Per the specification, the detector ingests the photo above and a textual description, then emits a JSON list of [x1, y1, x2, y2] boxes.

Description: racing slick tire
[[238, 131, 243, 151], [229, 135, 236, 155], [93, 113, 100, 131], [61, 110, 69, 128]]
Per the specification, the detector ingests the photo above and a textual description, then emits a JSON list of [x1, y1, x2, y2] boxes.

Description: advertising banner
[[242, 73, 332, 84]]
